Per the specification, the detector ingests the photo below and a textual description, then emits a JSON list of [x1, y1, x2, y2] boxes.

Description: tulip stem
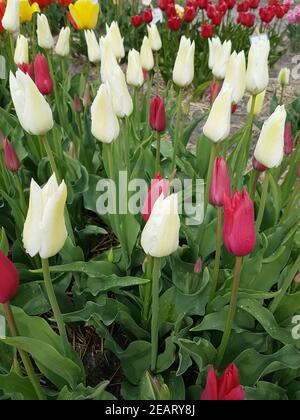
[[256, 171, 270, 232], [250, 170, 260, 200], [205, 142, 217, 213], [216, 256, 243, 368], [42, 135, 61, 183], [142, 255, 153, 327], [210, 206, 222, 302], [2, 302, 46, 400], [171, 88, 183, 172], [41, 258, 69, 356], [155, 132, 161, 174], [151, 257, 161, 373]]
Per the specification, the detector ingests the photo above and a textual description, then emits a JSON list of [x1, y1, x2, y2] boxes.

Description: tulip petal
[[23, 179, 43, 257]]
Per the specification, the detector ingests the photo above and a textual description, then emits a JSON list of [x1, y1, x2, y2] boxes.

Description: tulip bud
[[149, 96, 166, 132], [278, 67, 290, 87], [141, 193, 180, 257], [2, 0, 20, 33], [284, 121, 294, 156], [194, 257, 202, 274], [143, 7, 153, 23], [142, 172, 170, 222], [147, 23, 162, 51], [201, 364, 245, 400], [168, 14, 181, 31], [208, 37, 222, 70], [105, 21, 125, 60], [10, 70, 54, 135], [91, 83, 120, 144], [37, 14, 54, 50], [223, 187, 256, 257], [83, 83, 90, 108], [74, 95, 81, 113], [100, 36, 119, 83], [18, 63, 34, 78], [55, 26, 71, 57], [34, 53, 53, 95], [85, 30, 101, 63], [14, 35, 29, 66], [203, 84, 232, 143], [126, 49, 144, 88], [3, 138, 20, 172], [246, 36, 270, 95], [211, 40, 232, 80], [131, 15, 143, 28], [201, 23, 214, 39], [140, 36, 154, 72], [224, 51, 246, 104], [247, 90, 266, 116], [0, 251, 19, 304], [252, 156, 266, 172], [209, 157, 231, 207], [108, 66, 133, 118], [254, 105, 287, 169], [23, 175, 68, 259], [173, 36, 195, 88]]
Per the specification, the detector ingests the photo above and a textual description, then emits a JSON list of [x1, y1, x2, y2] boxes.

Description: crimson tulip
[[223, 187, 256, 257], [168, 14, 181, 30], [275, 4, 286, 18], [18, 63, 33, 78], [237, 0, 250, 12], [201, 364, 245, 400], [0, 251, 19, 304], [252, 156, 266, 172], [209, 157, 231, 207], [226, 0, 236, 9], [143, 8, 153, 23], [259, 5, 275, 22], [0, 2, 5, 33], [237, 11, 256, 26], [284, 121, 294, 155], [58, 0, 73, 5], [131, 15, 143, 28], [249, 0, 259, 8], [184, 5, 196, 22], [158, 0, 168, 10], [200, 22, 214, 38], [35, 0, 53, 8], [206, 4, 216, 18], [217, 0, 228, 16], [197, 0, 208, 9], [150, 96, 166, 133], [211, 11, 223, 25], [3, 138, 20, 172], [142, 173, 170, 222], [166, 3, 176, 17], [34, 53, 53, 95], [209, 81, 221, 104]]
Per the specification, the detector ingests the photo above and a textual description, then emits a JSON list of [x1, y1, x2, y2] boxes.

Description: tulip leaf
[[79, 275, 149, 295], [175, 338, 216, 376], [31, 260, 121, 277], [245, 381, 287, 400], [57, 382, 116, 400], [0, 372, 38, 400]]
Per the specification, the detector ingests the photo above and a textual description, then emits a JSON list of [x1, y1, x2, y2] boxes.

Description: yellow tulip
[[20, 0, 40, 24], [69, 0, 99, 30]]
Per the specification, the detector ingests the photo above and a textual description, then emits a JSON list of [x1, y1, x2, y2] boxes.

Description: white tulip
[[173, 36, 195, 88], [140, 36, 154, 71], [37, 14, 54, 50], [108, 66, 133, 118], [23, 175, 68, 259], [203, 84, 232, 143], [100, 36, 118, 82], [14, 35, 29, 65], [55, 27, 71, 57], [91, 83, 120, 143], [247, 90, 266, 116], [84, 30, 101, 63], [254, 105, 287, 168], [2, 0, 20, 33], [208, 37, 222, 70], [246, 36, 270, 95], [147, 23, 162, 51], [9, 70, 54, 135], [126, 49, 144, 88], [224, 51, 246, 104], [211, 40, 232, 80], [106, 21, 125, 60], [141, 193, 180, 258]]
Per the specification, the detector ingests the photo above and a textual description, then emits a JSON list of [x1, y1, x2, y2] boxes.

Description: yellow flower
[[20, 0, 40, 23], [69, 0, 99, 30], [175, 4, 184, 18]]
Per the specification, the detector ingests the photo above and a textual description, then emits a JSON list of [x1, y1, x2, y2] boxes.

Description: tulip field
[[0, 0, 299, 404]]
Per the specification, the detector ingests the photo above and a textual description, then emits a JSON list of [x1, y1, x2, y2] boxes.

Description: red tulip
[[259, 5, 275, 23], [209, 157, 231, 207], [131, 15, 143, 28], [209, 81, 222, 104], [284, 121, 294, 155], [249, 0, 259, 8], [34, 54, 53, 95], [150, 96, 166, 132], [200, 22, 214, 38], [3, 138, 20, 172], [237, 0, 250, 12], [201, 364, 245, 400], [18, 63, 33, 78], [217, 0, 228, 16], [252, 156, 266, 172], [237, 11, 256, 26], [197, 0, 208, 9], [35, 0, 52, 8], [0, 251, 19, 304], [58, 0, 73, 5], [226, 0, 236, 9], [274, 4, 286, 18], [206, 4, 216, 18], [143, 8, 153, 23], [142, 173, 170, 222], [158, 0, 171, 10], [0, 3, 6, 33], [211, 11, 223, 25], [223, 187, 256, 257], [184, 5, 196, 22], [168, 14, 181, 30], [166, 3, 176, 17]]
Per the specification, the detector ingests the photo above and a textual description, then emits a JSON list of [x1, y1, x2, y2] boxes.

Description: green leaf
[[31, 260, 121, 278], [245, 381, 287, 400], [0, 227, 9, 255], [79, 275, 149, 295], [175, 338, 216, 376], [0, 372, 37, 400], [57, 382, 116, 400]]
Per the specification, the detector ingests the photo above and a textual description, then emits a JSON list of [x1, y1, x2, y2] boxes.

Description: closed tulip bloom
[[201, 364, 245, 400], [223, 187, 256, 257], [14, 35, 29, 66], [74, 95, 81, 113], [173, 36, 195, 88], [203, 84, 232, 143], [252, 156, 266, 172], [91, 83, 120, 143], [108, 66, 133, 118], [3, 138, 20, 172], [246, 36, 270, 95], [126, 49, 144, 87], [284, 121, 294, 155], [37, 14, 54, 49], [211, 40, 232, 80], [2, 0, 20, 33], [100, 36, 118, 82], [209, 157, 231, 206], [278, 67, 290, 87], [247, 89, 266, 115], [34, 53, 53, 95], [254, 105, 287, 168], [106, 21, 125, 60], [224, 51, 246, 104], [55, 27, 71, 56], [150, 96, 166, 132], [208, 37, 222, 70], [0, 251, 19, 304], [84, 30, 101, 63], [10, 70, 54, 135], [147, 24, 162, 51], [140, 36, 154, 71], [69, 0, 99, 29], [20, 0, 40, 23], [141, 193, 180, 258], [23, 175, 68, 259], [18, 62, 33, 78], [142, 172, 170, 222]]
